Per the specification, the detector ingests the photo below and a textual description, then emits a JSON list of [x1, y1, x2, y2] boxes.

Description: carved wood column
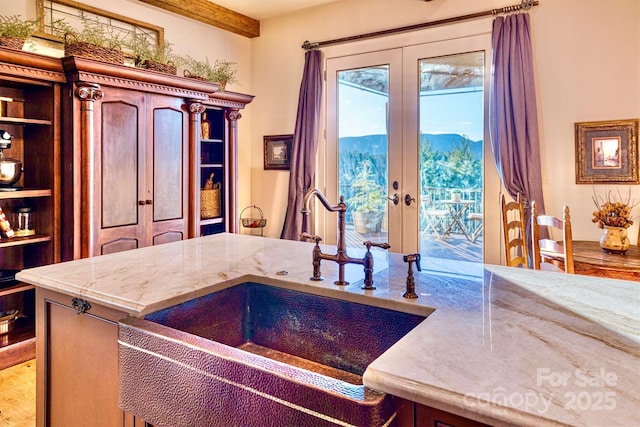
[[74, 82, 103, 259], [186, 100, 205, 238], [226, 109, 242, 233]]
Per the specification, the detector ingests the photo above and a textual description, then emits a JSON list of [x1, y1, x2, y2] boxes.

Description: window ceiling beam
[[137, 0, 260, 38]]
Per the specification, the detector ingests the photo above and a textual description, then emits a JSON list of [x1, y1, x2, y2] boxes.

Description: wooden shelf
[[0, 116, 52, 126], [0, 50, 61, 371], [200, 217, 224, 225], [0, 330, 36, 371], [201, 163, 224, 168], [0, 283, 34, 297], [0, 234, 51, 248], [0, 188, 52, 199], [201, 138, 223, 143]]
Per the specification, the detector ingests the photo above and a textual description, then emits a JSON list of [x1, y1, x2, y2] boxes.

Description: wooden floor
[[0, 359, 35, 427]]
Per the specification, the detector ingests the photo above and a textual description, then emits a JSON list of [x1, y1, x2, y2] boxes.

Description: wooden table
[[570, 241, 640, 281], [442, 200, 475, 240]]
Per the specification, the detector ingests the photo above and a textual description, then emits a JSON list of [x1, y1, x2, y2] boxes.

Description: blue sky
[[338, 83, 484, 142]]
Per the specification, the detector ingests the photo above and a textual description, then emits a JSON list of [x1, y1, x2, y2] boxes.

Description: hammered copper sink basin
[[118, 282, 431, 427]]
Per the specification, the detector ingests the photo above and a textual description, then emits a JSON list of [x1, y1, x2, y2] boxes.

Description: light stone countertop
[[15, 233, 640, 427]]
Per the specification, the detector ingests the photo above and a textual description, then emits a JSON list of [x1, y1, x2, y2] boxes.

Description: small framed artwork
[[575, 119, 639, 184], [264, 134, 293, 170]]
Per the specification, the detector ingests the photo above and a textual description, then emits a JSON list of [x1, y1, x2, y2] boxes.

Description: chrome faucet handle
[[402, 253, 421, 299]]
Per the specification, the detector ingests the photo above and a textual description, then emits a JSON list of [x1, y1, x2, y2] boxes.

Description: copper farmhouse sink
[[118, 282, 430, 427]]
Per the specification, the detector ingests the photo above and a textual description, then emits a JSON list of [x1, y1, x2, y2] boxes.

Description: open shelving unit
[[194, 92, 254, 237], [0, 48, 63, 370]]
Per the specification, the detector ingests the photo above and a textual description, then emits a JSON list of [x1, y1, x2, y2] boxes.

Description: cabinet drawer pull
[[138, 200, 145, 206], [145, 199, 153, 205], [71, 298, 91, 315]]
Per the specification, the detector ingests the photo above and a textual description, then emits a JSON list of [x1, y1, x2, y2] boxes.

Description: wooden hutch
[[0, 47, 253, 372]]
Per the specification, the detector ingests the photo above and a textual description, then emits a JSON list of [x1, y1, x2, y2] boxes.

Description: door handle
[[145, 200, 153, 205], [387, 193, 399, 205], [405, 194, 416, 206]]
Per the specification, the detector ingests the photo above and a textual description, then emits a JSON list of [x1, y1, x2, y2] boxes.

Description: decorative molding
[[187, 101, 206, 114], [75, 83, 103, 101], [226, 110, 242, 122], [0, 48, 66, 82], [62, 57, 218, 101]]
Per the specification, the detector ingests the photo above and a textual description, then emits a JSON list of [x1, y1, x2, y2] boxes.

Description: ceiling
[[208, 0, 341, 20]]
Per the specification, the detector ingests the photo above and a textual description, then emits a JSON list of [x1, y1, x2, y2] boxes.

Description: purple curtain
[[490, 13, 546, 246], [280, 49, 323, 240]]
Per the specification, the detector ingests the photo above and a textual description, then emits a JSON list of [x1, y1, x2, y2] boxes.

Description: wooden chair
[[500, 193, 529, 267], [531, 201, 575, 273]]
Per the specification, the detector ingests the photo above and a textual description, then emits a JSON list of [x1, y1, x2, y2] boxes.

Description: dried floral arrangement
[[591, 188, 637, 229]]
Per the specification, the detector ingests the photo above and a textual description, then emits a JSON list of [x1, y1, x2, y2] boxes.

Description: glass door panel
[[327, 49, 403, 252], [338, 65, 389, 248], [327, 35, 495, 269], [418, 51, 485, 255]]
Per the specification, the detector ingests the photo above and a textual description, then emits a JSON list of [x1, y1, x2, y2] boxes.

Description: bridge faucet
[[301, 188, 390, 287]]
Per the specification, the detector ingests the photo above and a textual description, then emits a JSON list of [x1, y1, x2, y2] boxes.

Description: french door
[[326, 34, 495, 261]]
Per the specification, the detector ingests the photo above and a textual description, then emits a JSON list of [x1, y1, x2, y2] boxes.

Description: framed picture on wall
[[575, 119, 639, 184], [264, 134, 293, 170]]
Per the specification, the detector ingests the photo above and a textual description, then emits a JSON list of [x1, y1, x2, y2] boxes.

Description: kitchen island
[[16, 233, 640, 427]]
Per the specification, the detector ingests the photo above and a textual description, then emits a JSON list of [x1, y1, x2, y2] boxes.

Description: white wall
[[250, 0, 640, 257]]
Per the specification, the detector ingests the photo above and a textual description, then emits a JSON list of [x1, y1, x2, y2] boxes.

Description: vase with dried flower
[[592, 189, 637, 254]]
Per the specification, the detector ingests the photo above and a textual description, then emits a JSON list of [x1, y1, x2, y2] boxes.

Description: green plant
[[51, 14, 124, 50], [0, 15, 40, 39], [184, 56, 239, 89], [210, 59, 238, 89], [346, 160, 386, 213], [125, 34, 182, 67]]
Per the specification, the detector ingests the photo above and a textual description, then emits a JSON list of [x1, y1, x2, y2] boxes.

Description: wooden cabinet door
[[88, 90, 187, 254], [36, 288, 127, 427], [90, 89, 147, 256], [147, 94, 188, 246]]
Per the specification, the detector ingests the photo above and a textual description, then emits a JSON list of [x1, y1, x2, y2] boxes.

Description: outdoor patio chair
[[420, 194, 449, 239], [531, 201, 575, 274], [467, 211, 483, 243]]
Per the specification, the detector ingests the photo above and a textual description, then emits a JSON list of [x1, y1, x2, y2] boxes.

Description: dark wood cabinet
[[395, 397, 492, 427], [60, 57, 247, 259], [193, 92, 253, 237], [0, 48, 64, 370]]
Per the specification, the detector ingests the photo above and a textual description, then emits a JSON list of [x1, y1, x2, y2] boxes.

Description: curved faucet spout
[[300, 187, 388, 287], [302, 188, 345, 215]]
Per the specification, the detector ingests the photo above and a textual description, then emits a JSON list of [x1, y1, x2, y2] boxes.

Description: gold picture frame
[[575, 119, 639, 184]]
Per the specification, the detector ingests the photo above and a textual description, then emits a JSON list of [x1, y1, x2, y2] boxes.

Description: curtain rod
[[301, 0, 539, 50]]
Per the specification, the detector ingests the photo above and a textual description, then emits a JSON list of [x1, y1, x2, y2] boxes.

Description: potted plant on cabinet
[[125, 34, 182, 75], [51, 15, 125, 64], [346, 160, 387, 234], [0, 15, 40, 50], [184, 56, 239, 90]]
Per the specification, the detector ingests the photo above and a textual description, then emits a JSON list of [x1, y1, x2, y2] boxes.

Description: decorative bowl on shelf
[[0, 309, 18, 334]]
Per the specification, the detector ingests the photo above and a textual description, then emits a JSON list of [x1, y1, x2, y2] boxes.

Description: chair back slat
[[501, 193, 529, 268], [531, 201, 575, 274]]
